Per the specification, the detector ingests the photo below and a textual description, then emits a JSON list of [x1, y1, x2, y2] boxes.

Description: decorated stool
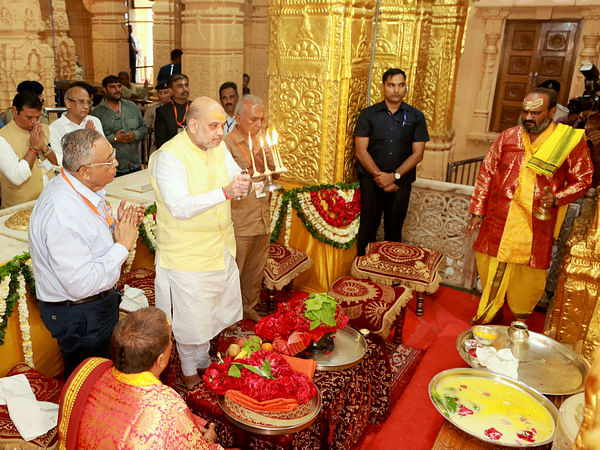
[[0, 363, 63, 449], [328, 276, 411, 344], [351, 241, 443, 316], [263, 243, 312, 312]]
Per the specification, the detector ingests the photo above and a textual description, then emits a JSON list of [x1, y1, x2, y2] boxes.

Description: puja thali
[[218, 388, 321, 435], [457, 325, 590, 395], [304, 326, 368, 371], [429, 368, 558, 447]]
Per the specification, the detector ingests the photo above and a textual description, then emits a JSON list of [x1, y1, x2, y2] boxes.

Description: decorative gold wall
[[546, 193, 600, 364], [267, 0, 468, 186], [268, 0, 377, 186]]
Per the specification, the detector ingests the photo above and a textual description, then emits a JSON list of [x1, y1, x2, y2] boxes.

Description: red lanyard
[[172, 100, 189, 127], [61, 168, 114, 228]]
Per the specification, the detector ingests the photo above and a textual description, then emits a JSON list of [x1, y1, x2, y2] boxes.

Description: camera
[[570, 63, 600, 113]]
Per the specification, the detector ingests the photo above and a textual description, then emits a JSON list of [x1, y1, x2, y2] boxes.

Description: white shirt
[[151, 143, 242, 219], [0, 136, 33, 185], [49, 114, 105, 165], [224, 114, 236, 136], [28, 170, 128, 301]]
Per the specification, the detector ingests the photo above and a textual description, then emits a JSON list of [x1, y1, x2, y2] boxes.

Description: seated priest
[[57, 307, 222, 450]]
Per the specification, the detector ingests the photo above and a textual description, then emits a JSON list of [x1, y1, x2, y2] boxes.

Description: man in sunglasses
[[50, 85, 106, 164], [29, 128, 143, 378]]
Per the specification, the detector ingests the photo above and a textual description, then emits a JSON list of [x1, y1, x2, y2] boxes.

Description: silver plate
[[306, 326, 368, 371], [456, 325, 590, 395], [429, 368, 559, 447], [218, 389, 321, 436]]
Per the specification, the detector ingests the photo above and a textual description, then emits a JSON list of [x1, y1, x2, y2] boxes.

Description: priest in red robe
[[57, 307, 222, 450], [467, 87, 593, 324]]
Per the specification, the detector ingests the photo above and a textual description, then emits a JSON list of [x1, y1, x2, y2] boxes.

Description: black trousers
[[39, 289, 120, 379], [357, 174, 412, 256]]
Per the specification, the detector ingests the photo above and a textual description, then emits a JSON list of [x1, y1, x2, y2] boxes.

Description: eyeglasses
[[67, 97, 93, 106], [77, 149, 117, 171]]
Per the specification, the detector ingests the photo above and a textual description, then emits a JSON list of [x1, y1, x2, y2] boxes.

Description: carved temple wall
[[453, 0, 600, 163]]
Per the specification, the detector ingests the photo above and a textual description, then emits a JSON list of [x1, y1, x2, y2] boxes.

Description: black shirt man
[[354, 68, 429, 255]]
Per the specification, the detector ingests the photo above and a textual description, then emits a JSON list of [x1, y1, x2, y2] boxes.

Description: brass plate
[[218, 389, 321, 436], [456, 325, 590, 395], [429, 368, 558, 447], [306, 326, 368, 371], [5, 208, 32, 231]]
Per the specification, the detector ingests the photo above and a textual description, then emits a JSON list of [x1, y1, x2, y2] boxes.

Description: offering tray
[[457, 325, 589, 395], [303, 326, 367, 371], [218, 389, 321, 436], [429, 368, 558, 447]]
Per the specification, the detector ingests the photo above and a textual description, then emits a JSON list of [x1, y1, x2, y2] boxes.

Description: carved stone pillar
[[467, 8, 509, 143], [39, 0, 77, 81], [152, 0, 183, 83], [0, 1, 55, 109], [65, 0, 93, 82], [181, 0, 244, 100], [243, 0, 268, 105], [88, 0, 128, 80], [268, 1, 377, 185]]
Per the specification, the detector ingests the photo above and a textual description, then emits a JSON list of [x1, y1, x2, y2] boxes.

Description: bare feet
[[183, 373, 201, 390]]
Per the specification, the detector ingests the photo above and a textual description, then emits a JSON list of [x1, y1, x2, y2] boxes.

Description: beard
[[519, 116, 552, 134]]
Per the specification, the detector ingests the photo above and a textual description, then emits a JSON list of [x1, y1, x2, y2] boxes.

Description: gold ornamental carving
[[546, 192, 600, 363], [268, 1, 376, 186]]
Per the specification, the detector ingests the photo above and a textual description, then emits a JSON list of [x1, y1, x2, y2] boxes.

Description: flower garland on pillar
[[17, 274, 33, 367], [138, 182, 361, 254]]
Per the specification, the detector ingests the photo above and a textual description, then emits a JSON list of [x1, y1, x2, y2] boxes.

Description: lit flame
[[265, 130, 272, 147], [272, 129, 279, 145], [248, 133, 252, 150], [259, 135, 264, 148]]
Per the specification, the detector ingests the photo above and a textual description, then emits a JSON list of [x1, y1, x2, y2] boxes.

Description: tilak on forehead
[[523, 97, 545, 110], [208, 106, 226, 121]]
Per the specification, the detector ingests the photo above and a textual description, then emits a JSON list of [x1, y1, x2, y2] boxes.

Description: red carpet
[[357, 285, 546, 450]]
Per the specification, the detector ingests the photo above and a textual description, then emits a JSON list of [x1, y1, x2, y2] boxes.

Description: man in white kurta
[[149, 96, 251, 389]]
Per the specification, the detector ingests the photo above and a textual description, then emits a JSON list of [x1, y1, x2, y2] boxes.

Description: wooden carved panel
[[491, 20, 581, 133]]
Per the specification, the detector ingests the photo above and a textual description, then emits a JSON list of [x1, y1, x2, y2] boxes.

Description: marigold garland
[[137, 182, 361, 254]]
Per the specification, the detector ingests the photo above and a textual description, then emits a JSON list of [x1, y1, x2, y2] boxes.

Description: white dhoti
[[155, 250, 242, 376]]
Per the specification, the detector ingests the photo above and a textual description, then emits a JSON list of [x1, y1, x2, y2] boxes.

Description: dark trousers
[[357, 174, 412, 256], [39, 289, 120, 379]]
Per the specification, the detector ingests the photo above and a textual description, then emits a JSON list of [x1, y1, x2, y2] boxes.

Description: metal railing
[[446, 156, 484, 186]]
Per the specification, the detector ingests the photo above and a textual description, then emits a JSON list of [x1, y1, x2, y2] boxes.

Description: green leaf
[[310, 318, 321, 330], [228, 365, 242, 378], [260, 359, 272, 378], [443, 394, 458, 415]]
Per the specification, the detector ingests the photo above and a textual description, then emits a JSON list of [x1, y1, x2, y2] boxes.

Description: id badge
[[254, 181, 266, 198]]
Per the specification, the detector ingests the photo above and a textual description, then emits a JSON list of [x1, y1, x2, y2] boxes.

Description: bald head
[[186, 96, 226, 150]]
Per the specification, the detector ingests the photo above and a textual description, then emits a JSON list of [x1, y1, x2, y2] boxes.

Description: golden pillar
[[88, 0, 128, 80], [371, 0, 469, 181], [39, 0, 77, 80], [243, 0, 269, 105], [0, 0, 55, 109], [546, 193, 600, 364], [152, 0, 183, 82], [268, 1, 377, 186], [181, 0, 245, 100]]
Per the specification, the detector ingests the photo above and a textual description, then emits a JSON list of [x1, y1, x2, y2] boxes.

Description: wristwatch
[[393, 171, 401, 186]]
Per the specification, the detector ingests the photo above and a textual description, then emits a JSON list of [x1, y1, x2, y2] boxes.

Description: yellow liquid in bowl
[[432, 375, 555, 445]]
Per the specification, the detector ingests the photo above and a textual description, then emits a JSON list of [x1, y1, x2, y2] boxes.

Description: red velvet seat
[[352, 241, 443, 316]]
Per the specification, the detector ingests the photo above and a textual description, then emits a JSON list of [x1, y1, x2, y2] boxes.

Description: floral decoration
[[203, 350, 317, 404], [0, 253, 36, 366], [255, 294, 349, 355], [138, 182, 361, 254]]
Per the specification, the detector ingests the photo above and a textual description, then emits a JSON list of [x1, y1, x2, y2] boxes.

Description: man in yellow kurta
[[0, 92, 59, 208], [149, 97, 251, 389], [467, 88, 593, 324], [58, 307, 221, 449]]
